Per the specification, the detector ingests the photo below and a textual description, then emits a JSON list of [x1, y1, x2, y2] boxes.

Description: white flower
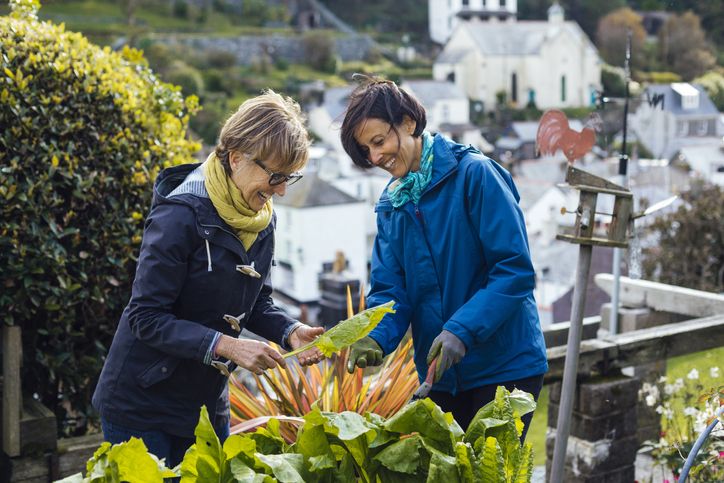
[[645, 394, 657, 407], [664, 407, 674, 420], [674, 378, 685, 392], [657, 375, 668, 383], [683, 406, 698, 417], [687, 368, 699, 380], [664, 384, 676, 395], [656, 405, 664, 414], [710, 366, 720, 378]]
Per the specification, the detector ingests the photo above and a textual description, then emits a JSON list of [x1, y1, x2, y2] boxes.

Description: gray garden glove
[[426, 330, 466, 383], [347, 336, 383, 373]]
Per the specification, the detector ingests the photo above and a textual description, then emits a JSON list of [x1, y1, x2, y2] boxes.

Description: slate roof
[[322, 85, 354, 124], [275, 172, 361, 208], [402, 80, 467, 109], [455, 20, 596, 57], [642, 83, 719, 117]]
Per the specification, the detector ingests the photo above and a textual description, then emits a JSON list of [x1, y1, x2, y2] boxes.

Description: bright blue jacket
[[367, 135, 548, 394]]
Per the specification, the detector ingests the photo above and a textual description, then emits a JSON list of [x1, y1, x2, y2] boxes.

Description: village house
[[401, 79, 493, 152], [629, 82, 724, 160], [432, 3, 601, 111], [271, 169, 368, 305]]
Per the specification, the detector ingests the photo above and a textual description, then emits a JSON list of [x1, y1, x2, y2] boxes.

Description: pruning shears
[[410, 354, 439, 402]]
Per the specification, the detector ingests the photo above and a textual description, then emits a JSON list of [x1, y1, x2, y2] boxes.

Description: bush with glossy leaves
[[0, 0, 200, 435]]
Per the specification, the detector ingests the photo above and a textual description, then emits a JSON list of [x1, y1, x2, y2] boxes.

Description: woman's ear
[[402, 115, 416, 135], [228, 151, 242, 172]]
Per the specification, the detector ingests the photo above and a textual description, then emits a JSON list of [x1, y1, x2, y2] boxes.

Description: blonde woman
[[93, 91, 323, 467]]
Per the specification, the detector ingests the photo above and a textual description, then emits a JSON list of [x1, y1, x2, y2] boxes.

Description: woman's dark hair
[[340, 75, 427, 168]]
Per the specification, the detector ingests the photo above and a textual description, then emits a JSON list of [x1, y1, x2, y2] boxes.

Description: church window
[[511, 73, 518, 103], [560, 75, 566, 103]]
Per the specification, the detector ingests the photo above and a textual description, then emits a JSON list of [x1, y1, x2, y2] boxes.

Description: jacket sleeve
[[365, 212, 413, 355], [126, 202, 217, 363], [442, 157, 536, 349], [245, 271, 297, 347]]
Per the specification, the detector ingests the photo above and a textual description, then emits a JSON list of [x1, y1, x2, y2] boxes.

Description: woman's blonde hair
[[215, 90, 310, 174]]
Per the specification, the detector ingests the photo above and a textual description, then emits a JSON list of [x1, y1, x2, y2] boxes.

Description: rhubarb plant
[[60, 386, 536, 482]]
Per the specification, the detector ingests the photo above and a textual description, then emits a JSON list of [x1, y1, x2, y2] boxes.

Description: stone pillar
[[600, 303, 674, 444], [546, 375, 640, 483]]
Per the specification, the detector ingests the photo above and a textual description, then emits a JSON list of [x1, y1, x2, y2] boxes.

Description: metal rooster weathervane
[[535, 109, 603, 164]]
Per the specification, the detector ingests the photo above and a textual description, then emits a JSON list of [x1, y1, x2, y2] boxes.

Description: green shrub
[[165, 60, 205, 97], [694, 70, 724, 111], [0, 0, 200, 435]]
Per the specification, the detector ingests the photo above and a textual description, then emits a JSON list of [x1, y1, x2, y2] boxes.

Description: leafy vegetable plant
[[62, 386, 537, 482], [283, 301, 396, 359]]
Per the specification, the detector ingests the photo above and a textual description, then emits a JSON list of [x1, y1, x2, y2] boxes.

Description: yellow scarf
[[204, 153, 273, 251]]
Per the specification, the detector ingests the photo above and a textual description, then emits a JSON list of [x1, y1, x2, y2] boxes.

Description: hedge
[[0, 0, 200, 435]]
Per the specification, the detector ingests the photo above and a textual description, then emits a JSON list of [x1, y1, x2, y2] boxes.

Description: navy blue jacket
[[92, 163, 295, 437], [367, 135, 548, 394]]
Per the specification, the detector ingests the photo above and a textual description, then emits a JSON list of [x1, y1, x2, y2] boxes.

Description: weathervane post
[[609, 29, 632, 337]]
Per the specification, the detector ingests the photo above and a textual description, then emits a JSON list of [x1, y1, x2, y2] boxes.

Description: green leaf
[[454, 441, 482, 483], [479, 437, 506, 483], [223, 434, 256, 463], [512, 443, 534, 483], [383, 398, 463, 453], [373, 435, 422, 474], [180, 406, 224, 481], [426, 449, 459, 482], [283, 301, 396, 358], [228, 459, 274, 483], [255, 453, 306, 483], [107, 437, 177, 482]]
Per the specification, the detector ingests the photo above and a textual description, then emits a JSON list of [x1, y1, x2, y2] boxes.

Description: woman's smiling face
[[353, 116, 422, 178], [228, 152, 288, 212]]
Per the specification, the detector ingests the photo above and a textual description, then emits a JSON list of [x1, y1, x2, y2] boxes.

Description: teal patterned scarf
[[388, 131, 434, 208]]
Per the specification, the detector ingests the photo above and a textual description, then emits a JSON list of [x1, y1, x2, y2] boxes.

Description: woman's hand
[[288, 325, 325, 366], [215, 335, 286, 375]]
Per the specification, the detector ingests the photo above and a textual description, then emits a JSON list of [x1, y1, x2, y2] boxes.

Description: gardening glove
[[426, 330, 466, 383], [347, 336, 383, 373]]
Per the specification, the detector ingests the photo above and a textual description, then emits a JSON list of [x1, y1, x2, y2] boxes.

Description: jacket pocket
[[135, 355, 181, 388]]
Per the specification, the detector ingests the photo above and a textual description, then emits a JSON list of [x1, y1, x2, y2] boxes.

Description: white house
[[433, 3, 601, 110], [272, 171, 368, 303], [672, 143, 724, 187], [429, 0, 518, 45], [629, 82, 724, 160], [401, 79, 493, 152]]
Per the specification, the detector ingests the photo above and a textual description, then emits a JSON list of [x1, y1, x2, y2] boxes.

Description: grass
[[527, 346, 724, 467]]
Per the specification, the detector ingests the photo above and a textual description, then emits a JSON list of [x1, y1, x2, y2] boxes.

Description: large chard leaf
[[383, 398, 463, 454], [283, 301, 396, 358]]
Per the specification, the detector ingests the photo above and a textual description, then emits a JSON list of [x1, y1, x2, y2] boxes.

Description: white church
[[431, 1, 601, 110]]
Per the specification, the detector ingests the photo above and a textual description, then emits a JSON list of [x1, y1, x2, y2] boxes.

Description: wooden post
[[2, 325, 22, 457]]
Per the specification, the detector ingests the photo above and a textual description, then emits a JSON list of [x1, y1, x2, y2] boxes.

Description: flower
[[711, 367, 720, 378], [687, 368, 699, 380], [683, 407, 697, 417], [646, 394, 657, 407]]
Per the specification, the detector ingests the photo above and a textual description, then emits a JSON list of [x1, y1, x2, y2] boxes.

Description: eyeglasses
[[254, 159, 303, 186]]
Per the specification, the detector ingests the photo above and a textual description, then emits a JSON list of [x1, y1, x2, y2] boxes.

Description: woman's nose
[[369, 148, 384, 165], [272, 182, 287, 196]]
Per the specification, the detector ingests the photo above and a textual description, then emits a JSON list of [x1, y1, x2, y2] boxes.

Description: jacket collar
[[375, 134, 481, 212], [153, 163, 276, 247]]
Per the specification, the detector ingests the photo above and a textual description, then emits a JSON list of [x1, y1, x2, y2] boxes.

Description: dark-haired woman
[[343, 77, 547, 436]]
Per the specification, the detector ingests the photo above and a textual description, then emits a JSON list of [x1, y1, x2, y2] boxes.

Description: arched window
[[561, 75, 566, 103], [511, 72, 518, 103]]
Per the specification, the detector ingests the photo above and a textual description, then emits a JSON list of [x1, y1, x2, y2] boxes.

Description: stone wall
[[547, 375, 640, 482], [158, 34, 376, 65]]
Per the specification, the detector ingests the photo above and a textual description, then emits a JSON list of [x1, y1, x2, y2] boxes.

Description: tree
[[694, 70, 724, 111], [596, 7, 647, 70], [0, 0, 199, 435], [658, 11, 716, 80], [642, 184, 724, 293], [519, 0, 626, 43]]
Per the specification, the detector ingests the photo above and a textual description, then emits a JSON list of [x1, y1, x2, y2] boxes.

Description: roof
[[275, 172, 361, 208], [453, 20, 596, 56], [322, 85, 354, 124], [402, 80, 467, 109], [642, 83, 719, 117], [512, 119, 583, 142], [435, 48, 471, 64], [496, 136, 523, 150]]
